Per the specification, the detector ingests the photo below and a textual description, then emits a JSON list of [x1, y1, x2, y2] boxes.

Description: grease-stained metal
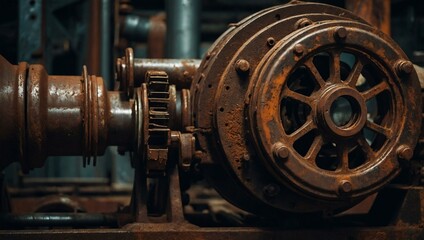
[[116, 58, 200, 90], [192, 1, 421, 215], [0, 1, 424, 237]]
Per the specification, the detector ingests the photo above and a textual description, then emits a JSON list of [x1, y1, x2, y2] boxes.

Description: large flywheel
[[192, 1, 421, 214]]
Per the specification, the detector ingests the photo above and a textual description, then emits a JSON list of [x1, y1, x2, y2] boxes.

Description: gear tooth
[[145, 70, 171, 177]]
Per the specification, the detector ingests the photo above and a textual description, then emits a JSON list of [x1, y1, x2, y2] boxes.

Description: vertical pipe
[[165, 0, 201, 58], [147, 14, 167, 58], [87, 0, 101, 76], [101, 0, 112, 87], [100, 0, 113, 182], [121, 15, 150, 42]]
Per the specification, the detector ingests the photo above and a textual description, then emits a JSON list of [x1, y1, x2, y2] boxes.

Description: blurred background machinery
[[1, 0, 424, 239]]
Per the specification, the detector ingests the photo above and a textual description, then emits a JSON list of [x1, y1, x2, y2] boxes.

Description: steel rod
[[0, 213, 118, 228], [133, 58, 200, 89]]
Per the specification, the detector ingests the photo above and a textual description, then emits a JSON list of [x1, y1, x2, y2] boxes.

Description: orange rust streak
[[345, 0, 391, 35], [260, 74, 287, 141]]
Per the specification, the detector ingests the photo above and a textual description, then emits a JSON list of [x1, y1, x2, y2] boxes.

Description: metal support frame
[[18, 0, 43, 63]]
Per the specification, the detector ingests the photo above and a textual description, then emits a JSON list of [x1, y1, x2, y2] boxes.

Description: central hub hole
[[330, 96, 355, 127]]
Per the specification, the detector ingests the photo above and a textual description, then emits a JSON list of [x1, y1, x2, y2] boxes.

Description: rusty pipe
[[116, 58, 200, 90], [133, 59, 200, 89], [107, 91, 133, 147], [46, 75, 89, 156], [0, 55, 134, 172], [0, 54, 193, 172]]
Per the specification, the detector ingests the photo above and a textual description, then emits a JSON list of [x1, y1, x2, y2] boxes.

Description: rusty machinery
[[0, 1, 423, 231]]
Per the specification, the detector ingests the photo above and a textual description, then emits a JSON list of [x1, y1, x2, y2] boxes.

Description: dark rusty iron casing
[[0, 1, 422, 221], [192, 1, 421, 215]]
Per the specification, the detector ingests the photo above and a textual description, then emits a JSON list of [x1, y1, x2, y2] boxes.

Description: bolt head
[[263, 183, 280, 198], [293, 44, 304, 56], [334, 27, 348, 40], [396, 60, 414, 76], [295, 18, 313, 29], [397, 145, 413, 160], [339, 180, 352, 194], [273, 143, 289, 160], [277, 147, 289, 159], [235, 59, 250, 73]]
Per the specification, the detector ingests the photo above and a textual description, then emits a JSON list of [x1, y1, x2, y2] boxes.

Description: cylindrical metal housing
[[46, 75, 85, 156], [191, 1, 422, 215], [107, 91, 134, 147], [0, 57, 134, 171]]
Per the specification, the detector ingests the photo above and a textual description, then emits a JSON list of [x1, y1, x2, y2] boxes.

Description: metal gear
[[145, 71, 172, 177]]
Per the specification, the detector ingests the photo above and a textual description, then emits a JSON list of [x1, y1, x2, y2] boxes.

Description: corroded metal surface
[[116, 58, 200, 90], [192, 1, 421, 215], [250, 21, 419, 202], [0, 2, 424, 235], [345, 0, 391, 35], [0, 224, 423, 240], [144, 71, 171, 177], [0, 56, 134, 171]]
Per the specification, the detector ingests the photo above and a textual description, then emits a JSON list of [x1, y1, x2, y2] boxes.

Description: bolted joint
[[334, 27, 348, 40], [293, 43, 304, 56], [272, 142, 289, 160], [178, 132, 196, 171], [395, 60, 414, 77], [235, 59, 250, 74], [397, 145, 413, 161], [338, 180, 352, 195], [295, 18, 313, 29]]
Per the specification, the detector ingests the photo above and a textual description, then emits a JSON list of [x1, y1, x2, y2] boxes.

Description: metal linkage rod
[[0, 52, 194, 172], [133, 59, 200, 89], [0, 213, 118, 228]]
